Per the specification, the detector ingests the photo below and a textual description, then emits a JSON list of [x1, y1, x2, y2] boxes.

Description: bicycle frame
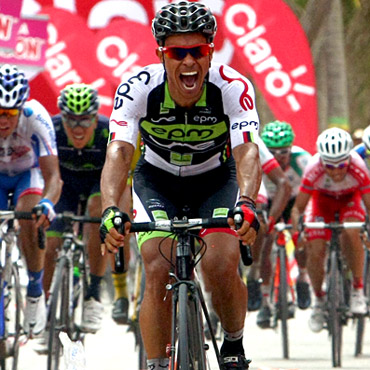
[[121, 216, 234, 370], [270, 223, 295, 360], [302, 218, 367, 368]]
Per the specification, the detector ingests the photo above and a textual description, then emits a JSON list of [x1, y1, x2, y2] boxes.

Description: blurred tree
[[260, 0, 370, 137]]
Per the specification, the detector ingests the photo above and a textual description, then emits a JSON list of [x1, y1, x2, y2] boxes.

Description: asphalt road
[[16, 289, 370, 370]]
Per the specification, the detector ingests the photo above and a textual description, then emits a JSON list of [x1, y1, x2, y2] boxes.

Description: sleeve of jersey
[[108, 68, 152, 147], [30, 100, 58, 157], [218, 64, 260, 148]]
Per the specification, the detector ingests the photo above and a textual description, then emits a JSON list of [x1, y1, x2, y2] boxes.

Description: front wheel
[[176, 283, 207, 370], [0, 263, 22, 370], [47, 256, 72, 370], [327, 250, 344, 367]]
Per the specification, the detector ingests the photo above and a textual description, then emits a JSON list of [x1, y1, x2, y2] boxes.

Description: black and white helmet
[[152, 1, 217, 46], [0, 64, 30, 108], [362, 125, 370, 151], [317, 127, 353, 162]]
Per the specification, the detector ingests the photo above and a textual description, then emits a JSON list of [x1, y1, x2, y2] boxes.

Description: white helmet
[[362, 125, 370, 151], [317, 127, 353, 162], [0, 64, 30, 108]]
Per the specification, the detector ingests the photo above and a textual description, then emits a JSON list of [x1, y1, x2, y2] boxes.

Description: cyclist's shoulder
[[290, 146, 312, 169], [353, 143, 366, 158]]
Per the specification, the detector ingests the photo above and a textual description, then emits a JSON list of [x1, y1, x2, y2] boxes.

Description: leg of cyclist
[[139, 237, 172, 370], [81, 194, 107, 333], [111, 185, 132, 325], [201, 231, 249, 366], [341, 216, 366, 315], [247, 200, 266, 312], [306, 237, 327, 333], [17, 192, 47, 336], [256, 233, 274, 328]]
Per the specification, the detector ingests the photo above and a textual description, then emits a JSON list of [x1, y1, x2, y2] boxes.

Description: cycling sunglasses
[[62, 114, 96, 129], [322, 159, 350, 170], [268, 148, 291, 156], [0, 108, 19, 117], [158, 43, 214, 61]]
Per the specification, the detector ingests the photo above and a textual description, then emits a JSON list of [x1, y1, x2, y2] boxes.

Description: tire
[[176, 283, 207, 370], [278, 247, 289, 360], [47, 256, 72, 370], [355, 249, 370, 356], [327, 250, 343, 368], [0, 263, 22, 370]]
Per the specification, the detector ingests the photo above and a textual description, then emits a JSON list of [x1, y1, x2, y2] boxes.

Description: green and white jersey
[[263, 145, 311, 199], [109, 62, 260, 177]]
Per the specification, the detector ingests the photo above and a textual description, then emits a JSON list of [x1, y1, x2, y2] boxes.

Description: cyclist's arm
[[290, 191, 311, 232], [233, 142, 261, 200], [361, 192, 370, 214], [36, 155, 63, 227], [232, 142, 262, 244], [266, 166, 292, 223], [101, 141, 134, 209], [100, 141, 134, 253]]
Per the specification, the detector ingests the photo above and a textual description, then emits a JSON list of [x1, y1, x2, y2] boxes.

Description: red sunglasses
[[323, 159, 350, 170], [158, 43, 214, 61]]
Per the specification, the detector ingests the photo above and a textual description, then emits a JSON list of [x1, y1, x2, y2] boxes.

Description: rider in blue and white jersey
[[0, 64, 62, 336]]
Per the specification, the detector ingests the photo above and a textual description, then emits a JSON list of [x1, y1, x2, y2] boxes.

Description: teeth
[[181, 71, 197, 76]]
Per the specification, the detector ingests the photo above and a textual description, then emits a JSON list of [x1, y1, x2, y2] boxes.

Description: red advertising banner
[[25, 0, 318, 152], [29, 7, 158, 117], [0, 0, 22, 51], [222, 0, 318, 153]]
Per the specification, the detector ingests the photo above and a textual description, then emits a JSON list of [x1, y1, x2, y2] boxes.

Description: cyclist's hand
[[33, 199, 56, 228], [100, 207, 130, 255], [228, 200, 260, 245]]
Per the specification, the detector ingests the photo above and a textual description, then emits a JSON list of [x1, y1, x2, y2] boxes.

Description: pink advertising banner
[[0, 0, 23, 50], [0, 16, 48, 67]]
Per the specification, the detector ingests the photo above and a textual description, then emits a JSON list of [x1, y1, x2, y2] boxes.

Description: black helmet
[[152, 1, 217, 46]]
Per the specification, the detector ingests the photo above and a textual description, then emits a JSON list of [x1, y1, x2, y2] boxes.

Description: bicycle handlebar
[[302, 221, 366, 230]]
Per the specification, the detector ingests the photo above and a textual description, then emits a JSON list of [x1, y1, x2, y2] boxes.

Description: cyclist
[[100, 2, 261, 369], [246, 136, 292, 312], [354, 124, 370, 169], [0, 64, 62, 336], [43, 83, 131, 335], [291, 127, 369, 333], [253, 121, 312, 328]]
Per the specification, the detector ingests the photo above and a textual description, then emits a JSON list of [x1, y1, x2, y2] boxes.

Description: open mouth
[[180, 71, 198, 90]]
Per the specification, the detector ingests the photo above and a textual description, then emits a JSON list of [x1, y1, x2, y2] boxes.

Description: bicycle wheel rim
[[328, 251, 343, 367], [47, 257, 70, 370], [176, 283, 207, 370], [278, 248, 289, 359], [355, 250, 370, 356], [1, 264, 22, 370]]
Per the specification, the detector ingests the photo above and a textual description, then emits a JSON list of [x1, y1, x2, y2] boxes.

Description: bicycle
[[354, 223, 370, 357], [46, 211, 100, 370], [0, 207, 44, 370], [300, 216, 367, 367], [267, 222, 296, 360], [113, 208, 251, 370], [125, 237, 146, 370]]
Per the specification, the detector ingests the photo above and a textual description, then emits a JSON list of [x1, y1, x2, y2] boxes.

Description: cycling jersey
[[263, 145, 311, 199], [0, 100, 57, 177], [300, 151, 370, 198], [109, 62, 260, 177], [52, 114, 109, 181], [48, 115, 109, 235], [354, 143, 370, 169]]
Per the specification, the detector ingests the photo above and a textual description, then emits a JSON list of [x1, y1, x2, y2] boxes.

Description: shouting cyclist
[[42, 83, 133, 336], [254, 121, 312, 328], [100, 2, 261, 369], [0, 64, 62, 336], [291, 127, 369, 332]]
